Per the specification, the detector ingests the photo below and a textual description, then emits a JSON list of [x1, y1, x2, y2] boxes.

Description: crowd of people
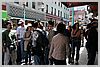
[[2, 18, 98, 65]]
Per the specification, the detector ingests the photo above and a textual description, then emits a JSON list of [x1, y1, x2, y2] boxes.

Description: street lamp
[[23, 2, 26, 26]]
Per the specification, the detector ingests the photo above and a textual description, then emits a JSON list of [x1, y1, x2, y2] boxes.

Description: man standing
[[2, 21, 13, 65], [47, 21, 55, 65], [16, 19, 26, 63], [87, 19, 98, 65], [32, 22, 49, 65]]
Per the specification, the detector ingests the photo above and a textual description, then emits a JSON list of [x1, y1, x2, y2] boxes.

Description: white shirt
[[16, 26, 26, 39]]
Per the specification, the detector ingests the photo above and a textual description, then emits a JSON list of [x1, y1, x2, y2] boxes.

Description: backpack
[[35, 30, 49, 48], [32, 30, 49, 56]]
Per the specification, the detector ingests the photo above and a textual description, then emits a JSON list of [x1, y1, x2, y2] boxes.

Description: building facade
[[2, 1, 70, 27]]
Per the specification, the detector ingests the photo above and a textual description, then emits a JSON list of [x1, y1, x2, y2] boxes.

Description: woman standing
[[71, 23, 81, 65], [24, 26, 32, 65], [49, 23, 70, 65]]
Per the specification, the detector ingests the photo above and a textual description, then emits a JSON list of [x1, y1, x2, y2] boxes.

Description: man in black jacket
[[87, 19, 98, 65]]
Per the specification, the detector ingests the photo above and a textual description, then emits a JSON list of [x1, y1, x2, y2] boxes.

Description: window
[[42, 9, 44, 12], [51, 7, 53, 15], [46, 5, 48, 13], [58, 2, 60, 6], [58, 10, 60, 17], [26, 2, 28, 7], [61, 11, 62, 17], [61, 3, 62, 7], [54, 8, 56, 16], [32, 2, 35, 9], [14, 2, 19, 4]]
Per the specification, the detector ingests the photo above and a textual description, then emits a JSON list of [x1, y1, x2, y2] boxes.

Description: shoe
[[21, 59, 25, 62], [75, 61, 79, 65], [71, 60, 74, 64], [29, 62, 32, 65]]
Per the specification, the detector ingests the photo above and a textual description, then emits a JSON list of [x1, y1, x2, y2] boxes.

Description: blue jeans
[[34, 55, 41, 65], [20, 38, 24, 60], [72, 38, 81, 61]]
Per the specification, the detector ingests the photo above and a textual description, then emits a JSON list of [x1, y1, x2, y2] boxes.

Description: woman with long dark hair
[[71, 23, 81, 65]]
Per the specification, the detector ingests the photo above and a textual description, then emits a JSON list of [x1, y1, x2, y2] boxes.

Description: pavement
[[21, 38, 98, 65], [66, 38, 98, 65]]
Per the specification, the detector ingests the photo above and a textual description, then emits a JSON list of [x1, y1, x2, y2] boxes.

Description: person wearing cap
[[16, 19, 26, 64]]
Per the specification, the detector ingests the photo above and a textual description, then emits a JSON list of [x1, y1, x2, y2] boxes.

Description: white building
[[4, 1, 70, 26]]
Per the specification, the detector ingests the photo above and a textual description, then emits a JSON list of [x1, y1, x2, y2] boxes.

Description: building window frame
[[46, 5, 48, 13], [26, 2, 28, 7], [58, 2, 60, 6], [54, 8, 56, 16], [32, 2, 35, 9], [51, 7, 53, 15], [61, 11, 62, 17], [14, 2, 19, 4], [58, 10, 60, 17]]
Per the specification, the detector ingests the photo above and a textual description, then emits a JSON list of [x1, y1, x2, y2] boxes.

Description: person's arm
[[49, 38, 54, 59], [32, 31, 38, 47], [65, 37, 70, 57], [71, 29, 77, 37], [2, 32, 6, 52], [76, 30, 81, 38], [71, 29, 74, 37], [24, 32, 31, 41], [16, 28, 20, 46], [84, 30, 88, 41]]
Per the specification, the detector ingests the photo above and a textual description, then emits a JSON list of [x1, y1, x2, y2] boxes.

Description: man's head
[[6, 22, 12, 30], [32, 22, 38, 30], [48, 21, 54, 30], [57, 23, 66, 34], [18, 19, 25, 27], [91, 19, 98, 28]]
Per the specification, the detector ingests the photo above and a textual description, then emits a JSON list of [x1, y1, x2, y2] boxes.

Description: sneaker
[[75, 61, 79, 65]]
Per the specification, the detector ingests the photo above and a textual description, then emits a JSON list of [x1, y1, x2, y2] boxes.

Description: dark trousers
[[25, 51, 31, 64], [2, 52, 4, 65], [87, 49, 96, 65], [44, 47, 49, 65], [16, 42, 21, 64], [52, 58, 66, 65], [72, 39, 81, 61]]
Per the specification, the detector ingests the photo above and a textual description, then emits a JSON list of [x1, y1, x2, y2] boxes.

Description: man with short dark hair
[[49, 23, 70, 65], [47, 21, 55, 65], [2, 21, 13, 65], [87, 19, 98, 65]]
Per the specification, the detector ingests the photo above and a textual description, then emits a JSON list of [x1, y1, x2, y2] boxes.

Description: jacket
[[49, 33, 69, 60]]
